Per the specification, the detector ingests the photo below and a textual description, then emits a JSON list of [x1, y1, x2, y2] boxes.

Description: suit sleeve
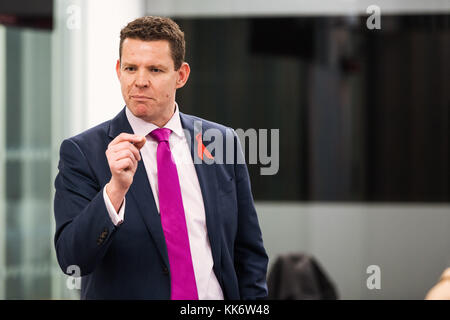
[[54, 138, 119, 276], [231, 129, 269, 300]]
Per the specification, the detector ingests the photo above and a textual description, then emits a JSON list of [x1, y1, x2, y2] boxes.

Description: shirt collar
[[125, 102, 184, 139]]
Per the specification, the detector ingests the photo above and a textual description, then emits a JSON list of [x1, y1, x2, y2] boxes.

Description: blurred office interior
[[0, 0, 449, 299]]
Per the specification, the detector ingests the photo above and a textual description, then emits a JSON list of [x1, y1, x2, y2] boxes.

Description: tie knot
[[150, 127, 172, 143]]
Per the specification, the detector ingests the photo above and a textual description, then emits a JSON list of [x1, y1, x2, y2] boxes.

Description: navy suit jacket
[[54, 108, 268, 299]]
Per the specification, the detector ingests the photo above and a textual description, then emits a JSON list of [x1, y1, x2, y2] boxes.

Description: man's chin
[[127, 104, 155, 120]]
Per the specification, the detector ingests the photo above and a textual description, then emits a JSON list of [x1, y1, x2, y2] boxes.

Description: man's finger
[[109, 141, 141, 161], [114, 158, 135, 172], [132, 136, 146, 150], [114, 149, 138, 163], [110, 133, 146, 147]]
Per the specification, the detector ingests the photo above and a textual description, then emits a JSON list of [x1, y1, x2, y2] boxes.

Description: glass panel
[[2, 26, 52, 299]]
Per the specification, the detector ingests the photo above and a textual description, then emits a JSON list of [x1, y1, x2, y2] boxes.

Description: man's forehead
[[121, 38, 174, 66], [122, 38, 171, 52]]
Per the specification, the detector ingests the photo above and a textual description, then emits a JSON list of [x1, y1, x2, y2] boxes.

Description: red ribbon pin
[[195, 133, 214, 160]]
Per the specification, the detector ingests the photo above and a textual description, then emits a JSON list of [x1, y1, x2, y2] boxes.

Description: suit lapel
[[108, 108, 170, 268], [180, 113, 222, 276]]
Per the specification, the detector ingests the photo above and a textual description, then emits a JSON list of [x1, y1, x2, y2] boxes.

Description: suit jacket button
[[163, 267, 169, 275]]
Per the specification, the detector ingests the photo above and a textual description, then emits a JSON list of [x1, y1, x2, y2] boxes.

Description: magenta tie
[[149, 128, 198, 300]]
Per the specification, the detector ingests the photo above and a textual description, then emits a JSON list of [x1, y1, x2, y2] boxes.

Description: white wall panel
[[146, 0, 450, 17]]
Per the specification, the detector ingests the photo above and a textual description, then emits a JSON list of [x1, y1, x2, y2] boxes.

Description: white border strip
[[146, 0, 450, 17]]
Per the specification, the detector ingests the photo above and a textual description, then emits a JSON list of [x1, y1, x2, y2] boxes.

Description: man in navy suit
[[54, 16, 268, 299]]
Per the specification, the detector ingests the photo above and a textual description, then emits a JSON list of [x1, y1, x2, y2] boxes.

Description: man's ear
[[116, 59, 121, 79], [175, 62, 190, 89]]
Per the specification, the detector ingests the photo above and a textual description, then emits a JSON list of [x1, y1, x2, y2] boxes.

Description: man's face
[[116, 38, 189, 126]]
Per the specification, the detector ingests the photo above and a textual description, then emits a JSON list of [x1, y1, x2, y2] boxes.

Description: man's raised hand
[[105, 133, 146, 212]]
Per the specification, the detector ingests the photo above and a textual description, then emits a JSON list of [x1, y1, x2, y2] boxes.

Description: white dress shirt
[[103, 103, 224, 300]]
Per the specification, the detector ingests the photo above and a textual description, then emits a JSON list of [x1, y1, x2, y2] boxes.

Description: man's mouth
[[131, 95, 152, 100]]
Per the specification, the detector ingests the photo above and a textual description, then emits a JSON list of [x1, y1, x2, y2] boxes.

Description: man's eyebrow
[[121, 63, 167, 69], [121, 62, 137, 67], [147, 64, 166, 69]]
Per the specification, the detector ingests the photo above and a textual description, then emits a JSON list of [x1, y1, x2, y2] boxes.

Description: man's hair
[[119, 16, 185, 70]]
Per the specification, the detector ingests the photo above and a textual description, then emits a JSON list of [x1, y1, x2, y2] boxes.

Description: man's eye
[[125, 67, 135, 71], [151, 68, 161, 72]]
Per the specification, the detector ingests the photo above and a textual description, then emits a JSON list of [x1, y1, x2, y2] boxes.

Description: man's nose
[[134, 71, 150, 88]]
